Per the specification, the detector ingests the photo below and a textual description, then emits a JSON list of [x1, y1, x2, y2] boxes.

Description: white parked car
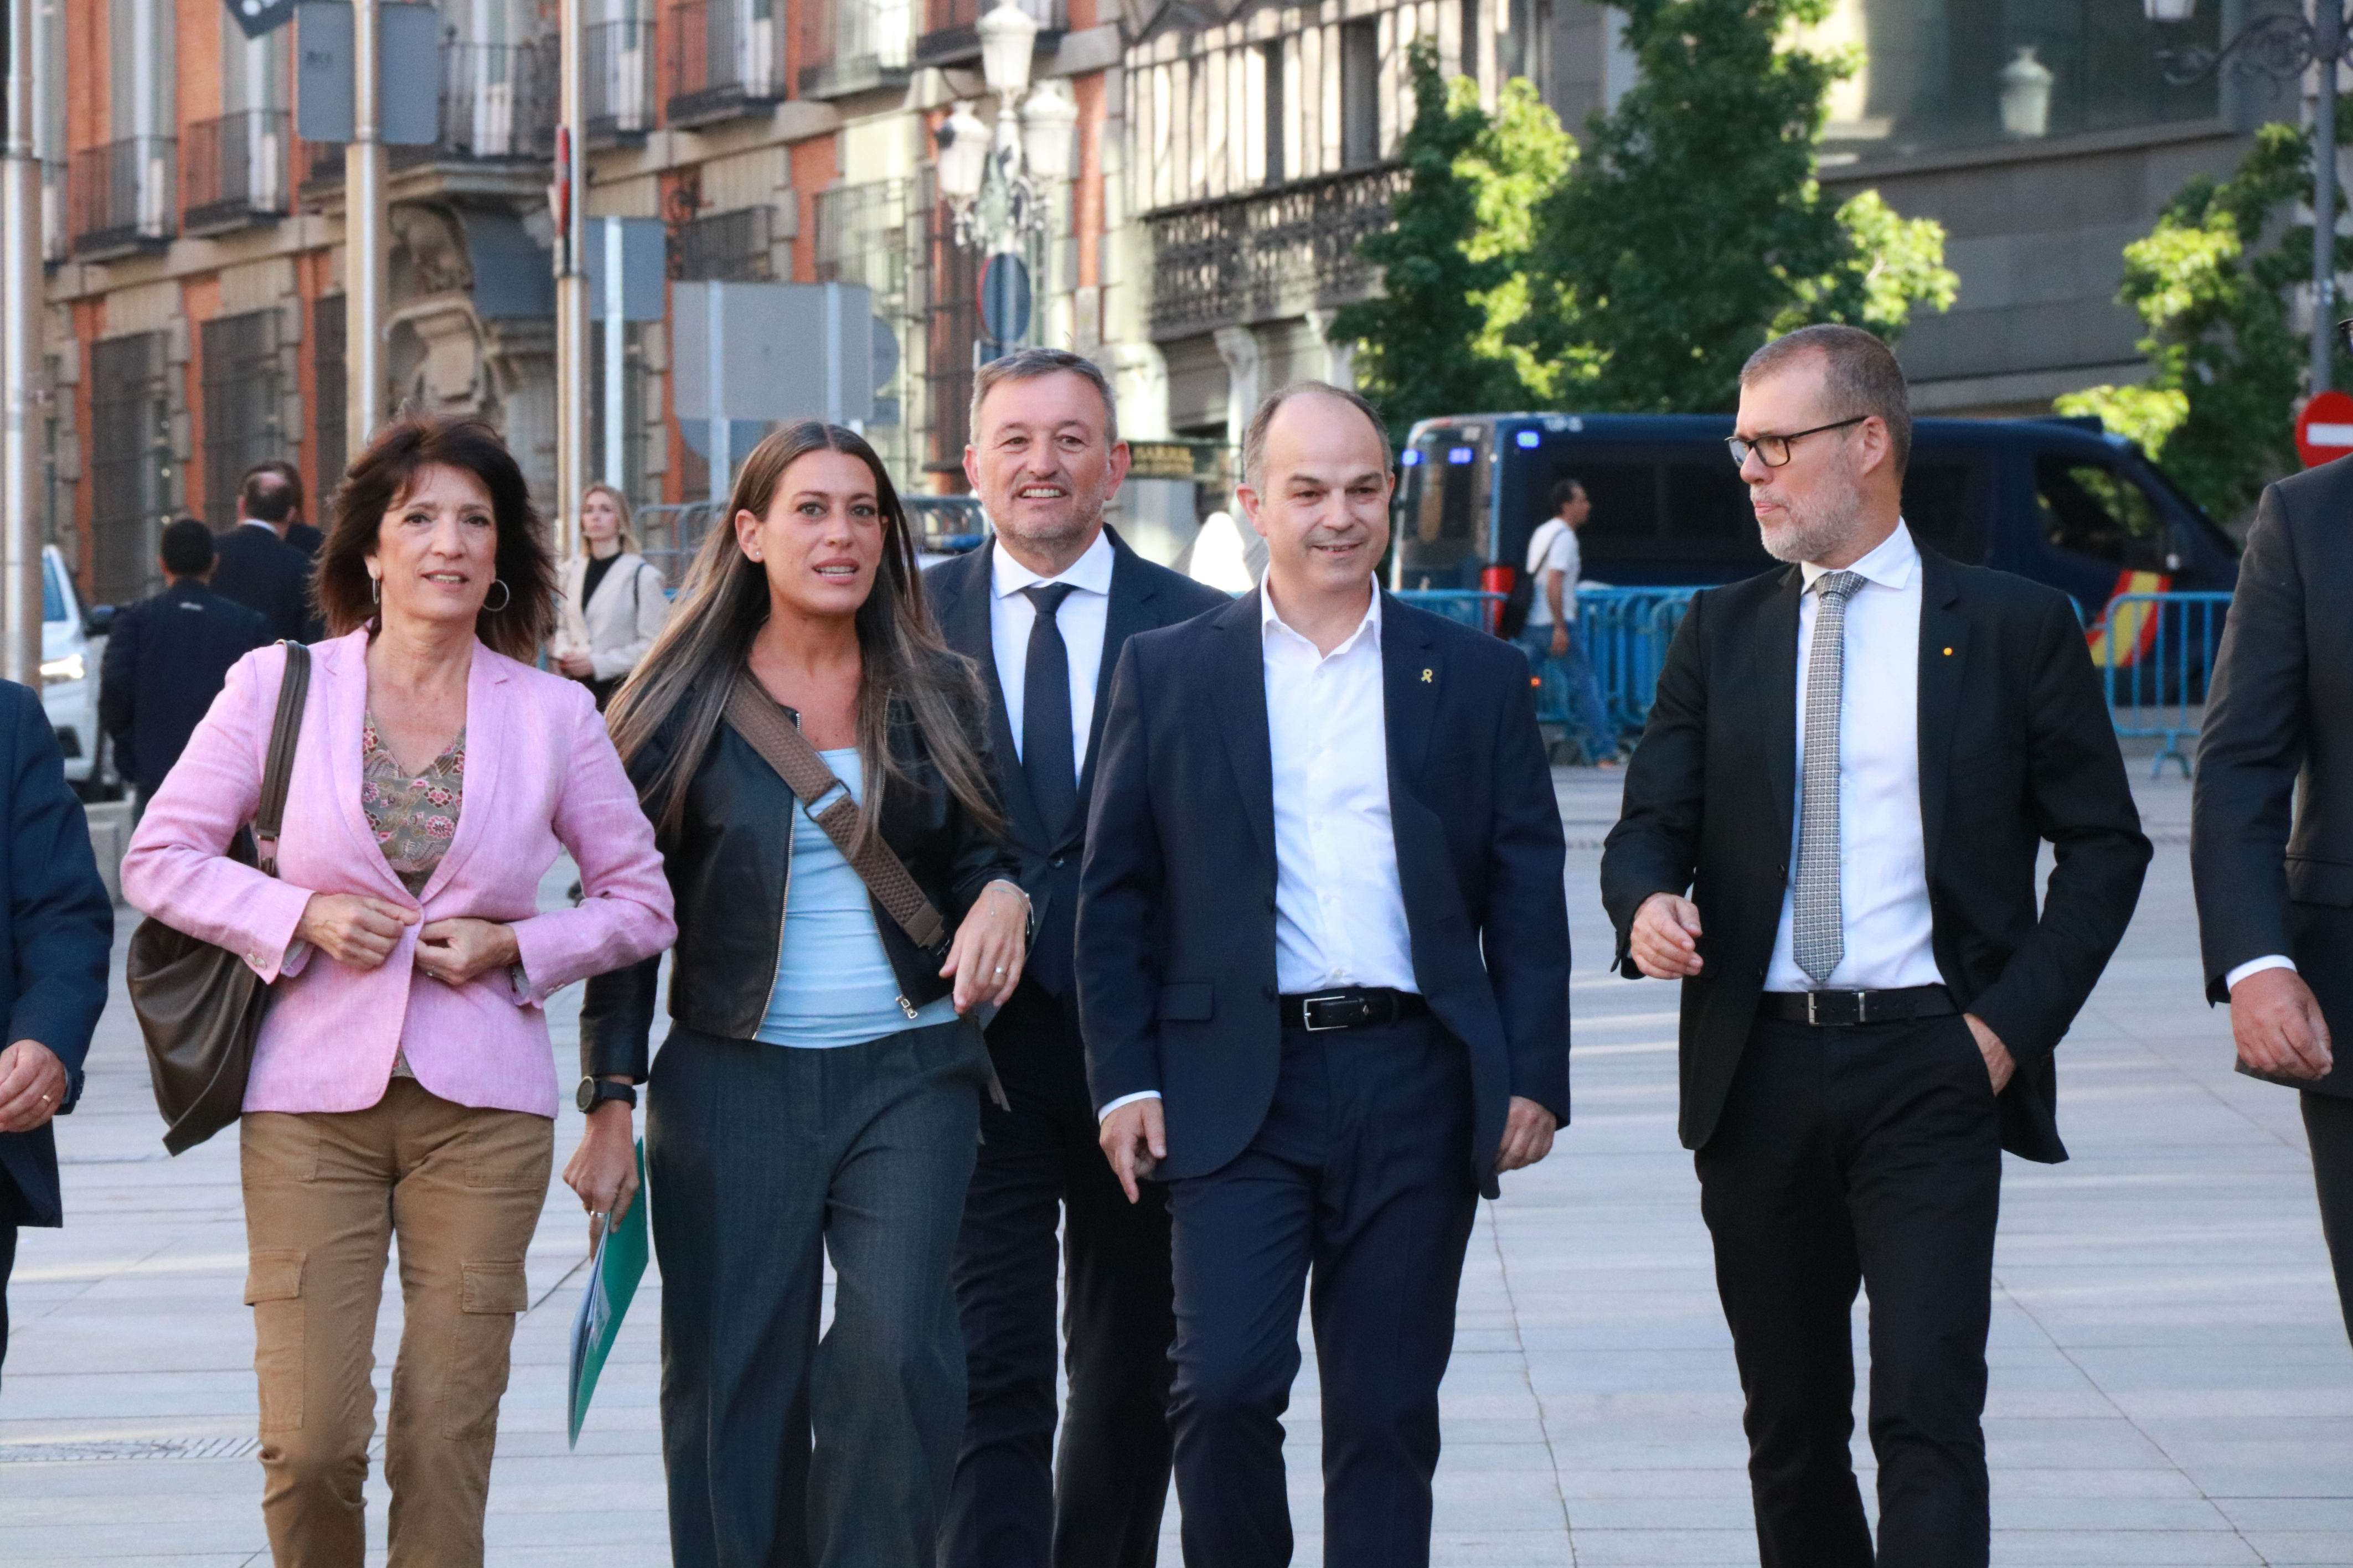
[[39, 546, 121, 800]]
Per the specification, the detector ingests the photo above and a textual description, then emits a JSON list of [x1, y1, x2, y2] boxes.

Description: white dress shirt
[[988, 529, 1115, 779], [1764, 522, 1943, 993], [1261, 581, 1418, 994]]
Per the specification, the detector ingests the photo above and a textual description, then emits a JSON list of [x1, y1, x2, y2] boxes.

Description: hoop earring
[[368, 575, 379, 604], [482, 579, 512, 613]]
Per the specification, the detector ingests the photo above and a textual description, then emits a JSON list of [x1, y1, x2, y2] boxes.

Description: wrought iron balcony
[[587, 19, 656, 147], [799, 0, 914, 98], [1146, 163, 1407, 340], [183, 110, 290, 235], [302, 37, 558, 195], [672, 206, 775, 282], [70, 137, 176, 260], [668, 0, 783, 128], [916, 0, 1061, 68]]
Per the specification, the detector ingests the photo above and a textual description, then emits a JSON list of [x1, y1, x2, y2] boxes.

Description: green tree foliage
[[2056, 105, 2353, 525]]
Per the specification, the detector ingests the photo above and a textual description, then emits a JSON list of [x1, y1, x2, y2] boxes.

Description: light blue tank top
[[756, 748, 960, 1049]]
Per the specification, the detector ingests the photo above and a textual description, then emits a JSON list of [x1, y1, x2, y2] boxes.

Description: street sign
[[586, 218, 666, 322], [2297, 388, 2353, 469], [295, 3, 439, 146], [978, 253, 1031, 345], [225, 0, 300, 40], [673, 282, 877, 499]]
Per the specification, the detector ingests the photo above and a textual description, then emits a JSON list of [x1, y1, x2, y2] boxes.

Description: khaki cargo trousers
[[240, 1078, 551, 1567]]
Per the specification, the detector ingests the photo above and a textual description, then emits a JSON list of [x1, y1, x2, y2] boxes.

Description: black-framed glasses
[[1725, 415, 1868, 469]]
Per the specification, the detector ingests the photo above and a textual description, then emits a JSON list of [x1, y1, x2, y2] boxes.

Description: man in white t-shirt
[[1516, 479, 1614, 765]]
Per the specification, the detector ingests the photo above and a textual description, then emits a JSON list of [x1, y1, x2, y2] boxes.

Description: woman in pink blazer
[[123, 415, 675, 1568]]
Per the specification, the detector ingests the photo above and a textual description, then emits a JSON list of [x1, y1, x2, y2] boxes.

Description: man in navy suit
[[101, 518, 274, 813], [0, 680, 115, 1374], [1081, 382, 1571, 1567], [930, 349, 1227, 1568], [211, 467, 316, 642]]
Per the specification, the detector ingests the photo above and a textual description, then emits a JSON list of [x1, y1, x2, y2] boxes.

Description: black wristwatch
[[576, 1077, 639, 1114]]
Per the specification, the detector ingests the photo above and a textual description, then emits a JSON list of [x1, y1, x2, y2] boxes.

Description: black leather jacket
[[580, 682, 1018, 1079]]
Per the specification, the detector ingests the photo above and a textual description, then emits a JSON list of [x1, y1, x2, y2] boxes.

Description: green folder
[[567, 1139, 649, 1449]]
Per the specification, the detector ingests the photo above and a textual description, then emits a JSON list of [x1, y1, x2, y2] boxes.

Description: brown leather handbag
[[128, 642, 311, 1156]]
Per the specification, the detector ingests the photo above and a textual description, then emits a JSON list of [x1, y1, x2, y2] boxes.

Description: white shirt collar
[[239, 518, 277, 534], [990, 528, 1115, 601], [1260, 575, 1382, 656], [1799, 519, 1917, 595]]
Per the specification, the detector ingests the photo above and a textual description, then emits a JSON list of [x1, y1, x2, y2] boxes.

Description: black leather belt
[[1279, 987, 1430, 1032], [1760, 984, 1957, 1028]]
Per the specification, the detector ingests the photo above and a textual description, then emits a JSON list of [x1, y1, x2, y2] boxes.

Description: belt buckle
[[1807, 990, 1863, 1028], [1301, 991, 1357, 1032]]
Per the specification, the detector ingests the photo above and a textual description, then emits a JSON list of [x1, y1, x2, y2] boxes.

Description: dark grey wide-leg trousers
[[648, 1018, 990, 1568]]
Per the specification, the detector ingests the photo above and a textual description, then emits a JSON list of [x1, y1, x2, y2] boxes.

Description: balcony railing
[[672, 206, 775, 282], [800, 0, 913, 97], [668, 0, 783, 128], [305, 38, 558, 193], [183, 110, 290, 235], [1147, 162, 1408, 340], [70, 137, 176, 260], [587, 19, 657, 146], [917, 0, 1059, 65]]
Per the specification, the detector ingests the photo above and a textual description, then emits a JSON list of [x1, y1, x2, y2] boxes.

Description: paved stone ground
[[2, 766, 2348, 1566]]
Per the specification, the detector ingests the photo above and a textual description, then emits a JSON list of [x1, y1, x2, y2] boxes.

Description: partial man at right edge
[[2191, 444, 2353, 1346]]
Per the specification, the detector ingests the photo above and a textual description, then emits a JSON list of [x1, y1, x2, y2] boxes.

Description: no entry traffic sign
[[2296, 388, 2353, 468]]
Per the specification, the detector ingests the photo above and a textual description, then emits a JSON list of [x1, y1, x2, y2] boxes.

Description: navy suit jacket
[[1076, 588, 1571, 1198], [0, 683, 115, 1226], [100, 581, 274, 795], [210, 525, 315, 644], [925, 529, 1229, 997]]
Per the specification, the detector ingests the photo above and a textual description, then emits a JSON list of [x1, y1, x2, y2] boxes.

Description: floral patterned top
[[362, 712, 465, 1083]]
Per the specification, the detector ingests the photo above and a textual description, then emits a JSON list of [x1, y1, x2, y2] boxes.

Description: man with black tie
[[1082, 382, 1570, 1568], [929, 348, 1227, 1568], [1602, 325, 2149, 1567], [211, 466, 315, 642], [2191, 449, 2353, 1344]]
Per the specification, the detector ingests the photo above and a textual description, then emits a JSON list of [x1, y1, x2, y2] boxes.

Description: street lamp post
[[935, 3, 1076, 351], [2149, 0, 2350, 394]]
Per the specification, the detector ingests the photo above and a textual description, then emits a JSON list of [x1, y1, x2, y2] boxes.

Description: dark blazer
[[1076, 589, 1571, 1198], [580, 682, 1019, 1079], [99, 581, 274, 796], [924, 529, 1229, 997], [210, 524, 314, 644], [2192, 459, 2353, 1096], [286, 521, 324, 559], [1601, 539, 2150, 1165], [0, 684, 115, 1227]]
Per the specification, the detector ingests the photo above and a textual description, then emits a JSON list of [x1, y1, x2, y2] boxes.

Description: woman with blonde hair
[[125, 415, 675, 1566], [552, 482, 669, 709], [569, 420, 1027, 1568]]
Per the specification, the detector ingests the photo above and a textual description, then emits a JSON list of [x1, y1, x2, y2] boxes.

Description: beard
[[1755, 479, 1869, 565]]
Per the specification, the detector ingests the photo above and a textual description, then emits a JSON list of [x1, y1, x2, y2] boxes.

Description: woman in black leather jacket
[[571, 421, 1027, 1568]]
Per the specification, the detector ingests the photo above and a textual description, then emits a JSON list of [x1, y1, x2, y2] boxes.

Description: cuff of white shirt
[[1097, 1090, 1162, 1122], [2226, 955, 2298, 993]]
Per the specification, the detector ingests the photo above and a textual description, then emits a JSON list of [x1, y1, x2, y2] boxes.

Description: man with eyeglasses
[[1602, 324, 2149, 1568]]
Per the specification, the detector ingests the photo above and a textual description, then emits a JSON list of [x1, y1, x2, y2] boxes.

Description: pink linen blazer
[[122, 632, 677, 1119]]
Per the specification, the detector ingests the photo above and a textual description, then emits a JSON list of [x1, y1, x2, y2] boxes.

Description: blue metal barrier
[[2086, 589, 2231, 778], [1394, 586, 1701, 751]]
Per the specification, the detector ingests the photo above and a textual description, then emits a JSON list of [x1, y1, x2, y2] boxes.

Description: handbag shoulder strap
[[723, 675, 948, 951], [252, 641, 311, 878]]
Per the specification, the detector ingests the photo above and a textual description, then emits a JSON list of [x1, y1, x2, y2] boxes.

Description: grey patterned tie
[[1792, 571, 1865, 986]]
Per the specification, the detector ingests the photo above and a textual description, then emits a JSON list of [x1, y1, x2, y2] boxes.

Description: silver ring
[[994, 966, 1006, 975], [591, 1211, 607, 1220]]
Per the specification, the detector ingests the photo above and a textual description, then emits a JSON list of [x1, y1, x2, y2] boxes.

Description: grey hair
[[969, 348, 1119, 447], [1739, 324, 1913, 475], [1240, 381, 1393, 490]]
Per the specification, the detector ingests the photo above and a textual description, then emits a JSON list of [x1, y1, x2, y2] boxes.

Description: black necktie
[[1020, 583, 1080, 833]]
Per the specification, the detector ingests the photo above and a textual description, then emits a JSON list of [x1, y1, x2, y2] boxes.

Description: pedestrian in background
[[0, 680, 114, 1376], [577, 421, 1028, 1568], [100, 518, 273, 819], [123, 415, 675, 1568], [1085, 383, 1569, 1568], [213, 467, 318, 643], [1603, 325, 2149, 1568], [551, 482, 669, 711], [2191, 451, 2353, 1347], [245, 460, 324, 558], [1516, 479, 1614, 767], [928, 349, 1226, 1568]]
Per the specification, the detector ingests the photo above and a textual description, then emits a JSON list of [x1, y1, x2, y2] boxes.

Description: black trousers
[[2303, 1091, 2353, 1349], [943, 980, 1176, 1568], [647, 1019, 990, 1568], [1696, 1013, 2004, 1568], [1165, 1013, 1479, 1568]]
